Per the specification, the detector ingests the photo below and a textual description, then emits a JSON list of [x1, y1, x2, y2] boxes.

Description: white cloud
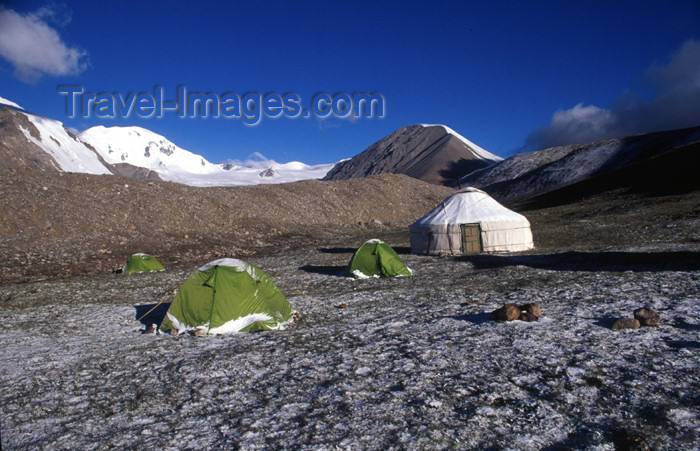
[[530, 103, 616, 148], [0, 6, 88, 83], [223, 152, 279, 169], [527, 39, 700, 150]]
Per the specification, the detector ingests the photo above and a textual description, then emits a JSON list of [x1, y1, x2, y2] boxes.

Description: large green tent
[[159, 258, 297, 335], [345, 239, 412, 279], [123, 253, 165, 274]]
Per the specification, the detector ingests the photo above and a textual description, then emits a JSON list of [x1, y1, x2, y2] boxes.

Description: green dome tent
[[159, 258, 297, 335], [345, 239, 412, 279], [123, 253, 165, 274]]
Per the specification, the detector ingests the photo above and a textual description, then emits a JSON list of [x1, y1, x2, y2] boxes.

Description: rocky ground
[[0, 171, 699, 449], [0, 169, 452, 283]]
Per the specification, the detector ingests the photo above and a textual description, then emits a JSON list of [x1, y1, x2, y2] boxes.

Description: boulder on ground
[[491, 303, 543, 322], [520, 311, 539, 322], [634, 306, 660, 327], [491, 303, 521, 321], [367, 219, 383, 228], [611, 318, 641, 330], [520, 303, 542, 318]]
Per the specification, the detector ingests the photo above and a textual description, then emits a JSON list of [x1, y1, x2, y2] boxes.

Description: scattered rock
[[520, 311, 539, 322], [611, 318, 641, 330], [634, 306, 660, 327], [491, 303, 542, 322], [191, 329, 206, 337], [611, 307, 661, 330], [143, 324, 157, 334], [491, 303, 521, 321], [334, 303, 347, 309], [520, 303, 542, 317]]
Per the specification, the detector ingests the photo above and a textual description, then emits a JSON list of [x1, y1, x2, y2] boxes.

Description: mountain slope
[[511, 137, 700, 211], [0, 104, 112, 175], [323, 124, 502, 186], [461, 126, 700, 204]]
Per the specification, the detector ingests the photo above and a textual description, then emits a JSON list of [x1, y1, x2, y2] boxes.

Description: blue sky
[[1, 1, 699, 165]]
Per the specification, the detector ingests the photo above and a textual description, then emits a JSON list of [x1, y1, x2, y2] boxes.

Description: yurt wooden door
[[460, 223, 482, 254]]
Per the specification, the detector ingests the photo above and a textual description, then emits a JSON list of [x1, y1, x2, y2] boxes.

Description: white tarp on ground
[[410, 187, 534, 254]]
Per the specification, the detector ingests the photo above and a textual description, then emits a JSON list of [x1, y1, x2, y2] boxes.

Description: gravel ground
[[1, 231, 699, 450], [0, 169, 452, 284]]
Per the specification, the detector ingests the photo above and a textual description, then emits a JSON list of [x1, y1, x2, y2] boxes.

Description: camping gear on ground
[[123, 253, 165, 273], [345, 239, 412, 279], [410, 187, 534, 255], [159, 258, 297, 335]]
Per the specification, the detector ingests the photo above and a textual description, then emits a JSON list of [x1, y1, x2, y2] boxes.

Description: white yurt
[[410, 188, 534, 255]]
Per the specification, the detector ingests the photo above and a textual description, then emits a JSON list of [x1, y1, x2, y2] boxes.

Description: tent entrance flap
[[460, 223, 482, 254]]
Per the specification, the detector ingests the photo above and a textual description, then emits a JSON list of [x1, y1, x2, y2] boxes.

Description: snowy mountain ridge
[[79, 126, 336, 187], [79, 126, 219, 175], [419, 124, 503, 162], [0, 96, 23, 110], [0, 96, 335, 186]]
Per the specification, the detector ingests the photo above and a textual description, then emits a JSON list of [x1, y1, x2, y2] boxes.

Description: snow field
[[0, 246, 698, 449]]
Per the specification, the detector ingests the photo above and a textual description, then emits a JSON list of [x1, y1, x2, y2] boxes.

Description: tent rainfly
[[410, 188, 534, 255], [159, 258, 296, 335], [345, 239, 412, 279], [123, 253, 165, 273]]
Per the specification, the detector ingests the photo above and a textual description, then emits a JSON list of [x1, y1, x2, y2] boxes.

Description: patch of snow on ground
[[0, 245, 698, 449]]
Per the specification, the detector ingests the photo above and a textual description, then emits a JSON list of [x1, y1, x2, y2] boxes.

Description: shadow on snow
[[317, 247, 355, 254], [457, 250, 700, 272], [134, 302, 171, 327], [299, 264, 346, 276]]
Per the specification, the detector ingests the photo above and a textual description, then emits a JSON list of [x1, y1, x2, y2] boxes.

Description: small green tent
[[159, 258, 297, 335], [345, 239, 412, 279], [123, 253, 165, 274]]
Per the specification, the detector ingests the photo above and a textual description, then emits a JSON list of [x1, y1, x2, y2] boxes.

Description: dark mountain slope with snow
[[0, 106, 61, 172], [460, 126, 700, 205], [323, 124, 502, 186], [512, 137, 700, 211], [0, 104, 113, 175]]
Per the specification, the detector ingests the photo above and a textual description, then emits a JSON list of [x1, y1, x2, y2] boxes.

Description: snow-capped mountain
[[80, 126, 222, 176], [79, 125, 335, 186], [323, 124, 502, 186], [0, 96, 335, 186]]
